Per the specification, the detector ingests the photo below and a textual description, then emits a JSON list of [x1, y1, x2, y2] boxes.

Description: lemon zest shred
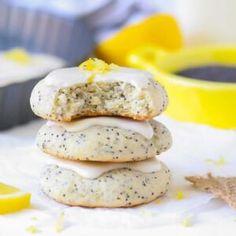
[[205, 156, 226, 166], [95, 59, 110, 73], [87, 74, 95, 84], [79, 58, 96, 71], [79, 58, 114, 84], [181, 216, 193, 227], [175, 190, 185, 200], [26, 225, 39, 234], [79, 58, 110, 73], [55, 212, 65, 233], [215, 156, 226, 166]]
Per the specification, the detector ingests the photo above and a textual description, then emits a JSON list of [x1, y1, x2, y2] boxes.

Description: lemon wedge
[[0, 182, 31, 214]]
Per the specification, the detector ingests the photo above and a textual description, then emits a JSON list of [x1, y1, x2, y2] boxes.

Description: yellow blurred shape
[[95, 14, 182, 65], [26, 225, 39, 234], [79, 58, 112, 84], [175, 190, 185, 200], [181, 216, 193, 227], [87, 74, 96, 84], [128, 46, 236, 129], [55, 212, 65, 233], [206, 156, 226, 166], [0, 182, 31, 214], [79, 58, 110, 74], [4, 48, 31, 64], [216, 157, 226, 166]]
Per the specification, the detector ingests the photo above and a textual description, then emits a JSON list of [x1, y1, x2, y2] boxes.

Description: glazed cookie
[[40, 159, 171, 207], [36, 117, 172, 162], [30, 59, 168, 122]]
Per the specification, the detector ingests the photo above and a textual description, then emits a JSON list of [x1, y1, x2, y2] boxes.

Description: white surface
[[0, 116, 236, 235], [47, 116, 153, 139]]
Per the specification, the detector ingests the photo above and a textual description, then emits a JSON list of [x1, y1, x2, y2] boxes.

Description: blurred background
[[0, 0, 235, 130]]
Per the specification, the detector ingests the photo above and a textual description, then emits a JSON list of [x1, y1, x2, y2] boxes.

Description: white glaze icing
[[0, 52, 65, 87], [44, 66, 153, 89], [46, 117, 154, 139], [45, 156, 162, 179]]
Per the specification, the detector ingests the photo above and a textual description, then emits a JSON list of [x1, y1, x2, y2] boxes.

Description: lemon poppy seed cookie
[[40, 159, 171, 208], [30, 59, 168, 121], [36, 117, 172, 162]]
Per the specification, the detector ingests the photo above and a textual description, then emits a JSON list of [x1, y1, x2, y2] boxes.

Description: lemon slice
[[0, 182, 31, 214]]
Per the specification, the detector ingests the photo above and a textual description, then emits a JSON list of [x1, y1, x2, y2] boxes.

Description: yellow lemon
[[95, 14, 182, 65], [0, 182, 31, 214]]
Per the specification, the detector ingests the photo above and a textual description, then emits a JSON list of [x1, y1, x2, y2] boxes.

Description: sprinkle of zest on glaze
[[80, 58, 110, 84], [79, 58, 110, 74], [86, 74, 95, 84], [44, 58, 154, 89]]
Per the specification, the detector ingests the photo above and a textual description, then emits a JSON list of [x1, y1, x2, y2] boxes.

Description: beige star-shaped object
[[186, 173, 236, 210]]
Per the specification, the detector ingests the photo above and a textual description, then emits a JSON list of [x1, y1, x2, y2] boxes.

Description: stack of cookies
[[30, 58, 172, 208]]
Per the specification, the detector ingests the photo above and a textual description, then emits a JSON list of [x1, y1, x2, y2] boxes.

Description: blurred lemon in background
[[95, 14, 182, 65]]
